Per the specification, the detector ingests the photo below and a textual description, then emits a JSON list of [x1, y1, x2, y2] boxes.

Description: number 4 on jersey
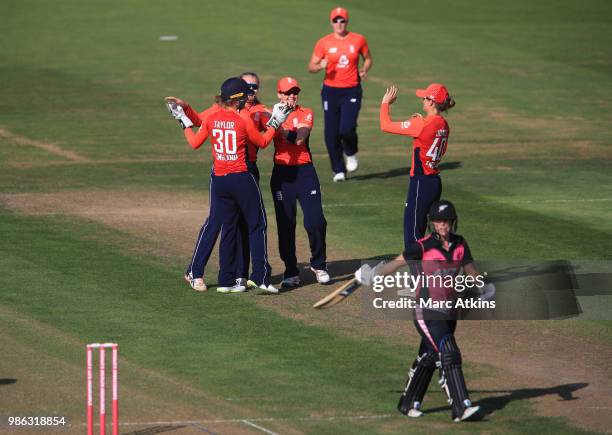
[[426, 136, 448, 162]]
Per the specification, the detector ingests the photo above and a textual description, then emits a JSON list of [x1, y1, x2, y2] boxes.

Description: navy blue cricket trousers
[[404, 175, 441, 250], [186, 173, 220, 280], [214, 171, 271, 286], [233, 164, 260, 279], [270, 163, 327, 278], [186, 165, 260, 282], [321, 84, 362, 174]]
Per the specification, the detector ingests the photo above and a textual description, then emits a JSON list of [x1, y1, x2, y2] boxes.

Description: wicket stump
[[87, 343, 118, 435]]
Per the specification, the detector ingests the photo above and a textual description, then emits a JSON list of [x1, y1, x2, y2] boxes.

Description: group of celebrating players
[[166, 6, 482, 423]]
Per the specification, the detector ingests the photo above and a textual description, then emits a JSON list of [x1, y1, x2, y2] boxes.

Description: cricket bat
[[313, 278, 361, 309]]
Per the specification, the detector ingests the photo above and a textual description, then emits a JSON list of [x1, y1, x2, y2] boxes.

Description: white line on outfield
[[109, 413, 392, 426], [242, 419, 278, 435]]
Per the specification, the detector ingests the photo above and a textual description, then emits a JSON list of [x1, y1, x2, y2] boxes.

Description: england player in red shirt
[[168, 77, 290, 293], [309, 7, 373, 182], [166, 74, 272, 293], [165, 94, 221, 291], [270, 77, 330, 287], [380, 83, 456, 252]]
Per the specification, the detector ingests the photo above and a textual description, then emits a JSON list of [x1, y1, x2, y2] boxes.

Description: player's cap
[[428, 200, 457, 221], [277, 77, 301, 93], [330, 7, 349, 21], [220, 77, 249, 102], [416, 83, 449, 104]]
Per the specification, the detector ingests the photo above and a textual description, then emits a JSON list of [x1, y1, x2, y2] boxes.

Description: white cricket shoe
[[281, 275, 301, 288], [247, 280, 279, 294], [185, 273, 207, 292], [310, 267, 330, 284], [407, 408, 424, 418], [345, 154, 359, 172], [333, 172, 346, 182], [454, 405, 480, 422], [216, 282, 247, 293]]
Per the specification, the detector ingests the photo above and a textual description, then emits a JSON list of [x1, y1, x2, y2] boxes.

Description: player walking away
[[355, 200, 481, 422], [270, 77, 330, 288], [380, 84, 455, 251], [308, 7, 373, 182], [167, 77, 292, 294]]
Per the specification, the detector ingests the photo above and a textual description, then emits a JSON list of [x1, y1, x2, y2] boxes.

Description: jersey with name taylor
[[313, 32, 369, 88]]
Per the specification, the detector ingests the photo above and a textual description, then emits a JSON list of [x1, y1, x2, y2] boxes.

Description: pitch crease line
[[99, 413, 392, 426], [241, 419, 278, 435]]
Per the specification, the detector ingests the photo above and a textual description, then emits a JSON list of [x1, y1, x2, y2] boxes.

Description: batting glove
[[166, 101, 194, 129], [266, 103, 293, 129], [355, 261, 385, 285], [478, 283, 496, 302]]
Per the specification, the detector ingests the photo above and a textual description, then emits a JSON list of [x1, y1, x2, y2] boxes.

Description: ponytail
[[435, 96, 455, 113]]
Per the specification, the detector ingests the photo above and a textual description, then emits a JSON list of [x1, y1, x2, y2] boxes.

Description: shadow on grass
[[349, 161, 462, 181], [419, 383, 588, 420], [270, 254, 396, 293], [0, 378, 17, 385]]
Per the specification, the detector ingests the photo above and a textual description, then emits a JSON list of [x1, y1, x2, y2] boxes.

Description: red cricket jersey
[[273, 106, 314, 166], [242, 103, 271, 163], [312, 32, 369, 88], [183, 108, 274, 176], [184, 103, 220, 127], [380, 102, 450, 176]]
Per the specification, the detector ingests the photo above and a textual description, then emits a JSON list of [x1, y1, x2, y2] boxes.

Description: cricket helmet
[[428, 200, 458, 232]]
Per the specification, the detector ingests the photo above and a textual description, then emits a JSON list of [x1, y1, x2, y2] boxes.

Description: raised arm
[[380, 86, 424, 136], [183, 123, 209, 149], [165, 96, 202, 127]]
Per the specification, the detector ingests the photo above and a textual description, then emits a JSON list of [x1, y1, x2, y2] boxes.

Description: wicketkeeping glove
[[266, 103, 293, 129], [166, 101, 194, 129]]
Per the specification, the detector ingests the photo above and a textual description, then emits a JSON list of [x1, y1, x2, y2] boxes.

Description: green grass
[[1, 0, 611, 433]]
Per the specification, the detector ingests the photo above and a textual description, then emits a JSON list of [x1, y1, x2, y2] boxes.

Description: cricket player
[[168, 77, 291, 294], [309, 7, 373, 182], [269, 77, 330, 287], [380, 84, 456, 252], [355, 200, 481, 422], [167, 74, 271, 293]]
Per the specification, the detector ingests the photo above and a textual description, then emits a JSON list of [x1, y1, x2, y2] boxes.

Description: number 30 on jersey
[[212, 129, 237, 155]]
